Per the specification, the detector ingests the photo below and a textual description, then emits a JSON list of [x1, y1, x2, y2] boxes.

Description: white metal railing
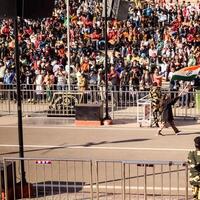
[[1, 157, 191, 200], [0, 88, 200, 120]]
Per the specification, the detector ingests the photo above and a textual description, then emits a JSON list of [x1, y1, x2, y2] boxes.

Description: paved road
[[0, 117, 199, 161], [0, 116, 199, 198]]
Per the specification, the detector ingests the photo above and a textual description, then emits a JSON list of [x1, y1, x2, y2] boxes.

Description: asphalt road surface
[[0, 117, 199, 199], [0, 119, 199, 161]]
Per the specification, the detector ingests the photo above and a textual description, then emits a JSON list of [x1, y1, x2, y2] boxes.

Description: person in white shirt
[[55, 67, 66, 91]]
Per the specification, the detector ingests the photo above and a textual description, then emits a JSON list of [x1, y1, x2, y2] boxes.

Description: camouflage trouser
[[192, 186, 200, 200], [152, 107, 160, 126]]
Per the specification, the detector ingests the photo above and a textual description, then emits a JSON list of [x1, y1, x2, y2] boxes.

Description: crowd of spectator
[[0, 0, 199, 101]]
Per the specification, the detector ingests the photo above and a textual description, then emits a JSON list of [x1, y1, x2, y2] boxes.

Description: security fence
[[0, 85, 200, 120], [1, 157, 191, 200]]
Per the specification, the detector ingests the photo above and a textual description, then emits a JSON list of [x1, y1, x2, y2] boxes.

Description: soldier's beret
[[194, 136, 200, 147]]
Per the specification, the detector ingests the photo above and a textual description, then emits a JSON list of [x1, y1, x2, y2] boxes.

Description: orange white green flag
[[172, 65, 200, 81]]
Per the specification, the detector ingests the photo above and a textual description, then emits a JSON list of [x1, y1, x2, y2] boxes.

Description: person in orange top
[[80, 58, 89, 72], [58, 45, 65, 58], [152, 68, 163, 87]]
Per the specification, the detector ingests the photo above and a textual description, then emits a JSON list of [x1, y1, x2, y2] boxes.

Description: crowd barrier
[[0, 85, 200, 120], [1, 157, 190, 200]]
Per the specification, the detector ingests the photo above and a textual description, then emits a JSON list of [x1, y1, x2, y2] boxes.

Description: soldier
[[188, 137, 200, 200], [157, 87, 187, 136], [149, 82, 162, 127]]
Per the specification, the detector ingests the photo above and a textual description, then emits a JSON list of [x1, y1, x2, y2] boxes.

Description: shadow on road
[[0, 139, 150, 156], [28, 181, 84, 198], [83, 138, 150, 147]]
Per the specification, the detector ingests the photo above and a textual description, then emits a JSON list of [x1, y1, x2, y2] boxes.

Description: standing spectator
[[0, 61, 6, 99], [3, 68, 15, 100], [120, 69, 130, 102], [55, 66, 66, 91], [3, 68, 15, 88], [141, 69, 152, 90], [78, 72, 88, 103], [108, 66, 120, 103], [168, 66, 180, 100], [188, 136, 200, 200], [89, 70, 98, 101], [97, 68, 105, 101], [24, 66, 36, 103], [34, 69, 44, 102], [129, 66, 140, 104], [43, 71, 55, 102], [153, 67, 163, 87], [78, 72, 88, 92]]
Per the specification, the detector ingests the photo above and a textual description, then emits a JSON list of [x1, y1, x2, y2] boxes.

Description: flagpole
[[14, 17, 26, 184], [104, 0, 110, 120], [65, 0, 70, 90]]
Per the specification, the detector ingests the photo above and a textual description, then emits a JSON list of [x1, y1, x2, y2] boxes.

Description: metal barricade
[[169, 91, 198, 120], [2, 158, 191, 200], [3, 158, 93, 200], [0, 87, 200, 120], [95, 160, 190, 200]]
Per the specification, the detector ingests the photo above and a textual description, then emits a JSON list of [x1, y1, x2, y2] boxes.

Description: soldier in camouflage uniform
[[149, 82, 162, 127], [188, 136, 200, 200]]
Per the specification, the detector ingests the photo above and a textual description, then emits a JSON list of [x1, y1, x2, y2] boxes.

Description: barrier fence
[[1, 157, 191, 200], [0, 86, 200, 120]]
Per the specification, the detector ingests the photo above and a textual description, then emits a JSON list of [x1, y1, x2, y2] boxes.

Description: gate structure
[[1, 157, 191, 200]]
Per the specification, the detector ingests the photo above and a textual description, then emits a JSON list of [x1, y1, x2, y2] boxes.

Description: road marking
[[70, 146, 193, 151], [0, 125, 149, 130], [0, 144, 193, 151], [0, 125, 199, 132], [35, 183, 192, 191]]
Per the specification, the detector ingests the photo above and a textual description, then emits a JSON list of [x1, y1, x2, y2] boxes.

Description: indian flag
[[172, 65, 200, 81]]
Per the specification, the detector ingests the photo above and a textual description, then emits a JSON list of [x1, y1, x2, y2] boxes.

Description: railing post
[[111, 91, 114, 119], [96, 161, 99, 200], [0, 163, 2, 200], [185, 163, 189, 200], [8, 89, 11, 114], [144, 164, 147, 200], [122, 162, 126, 200], [3, 159, 8, 200], [90, 161, 93, 200]]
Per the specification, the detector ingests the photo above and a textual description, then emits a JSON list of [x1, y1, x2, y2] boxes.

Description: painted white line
[[70, 146, 193, 151], [0, 144, 61, 148], [0, 125, 144, 130], [35, 183, 192, 191], [0, 125, 199, 131], [0, 144, 193, 151]]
